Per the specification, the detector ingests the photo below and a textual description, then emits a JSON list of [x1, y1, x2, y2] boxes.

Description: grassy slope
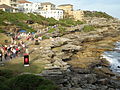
[[84, 11, 113, 19], [0, 10, 84, 33], [0, 33, 11, 45], [0, 54, 45, 74]]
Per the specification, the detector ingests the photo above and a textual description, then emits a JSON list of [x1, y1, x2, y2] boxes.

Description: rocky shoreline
[[29, 18, 120, 90]]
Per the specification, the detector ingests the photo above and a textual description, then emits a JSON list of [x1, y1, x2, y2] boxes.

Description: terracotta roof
[[18, 0, 32, 3], [41, 2, 55, 6], [0, 4, 14, 9], [58, 4, 73, 6]]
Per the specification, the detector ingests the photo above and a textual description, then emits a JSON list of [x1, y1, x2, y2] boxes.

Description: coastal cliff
[[1, 11, 120, 89], [23, 16, 120, 89]]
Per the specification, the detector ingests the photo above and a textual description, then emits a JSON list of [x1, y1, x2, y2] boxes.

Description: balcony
[[10, 0, 18, 9]]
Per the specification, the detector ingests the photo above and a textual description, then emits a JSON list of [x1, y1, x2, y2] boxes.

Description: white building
[[38, 10, 63, 20], [17, 2, 64, 20], [41, 2, 56, 11], [18, 2, 41, 13]]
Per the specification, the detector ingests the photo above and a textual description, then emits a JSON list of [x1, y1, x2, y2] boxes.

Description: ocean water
[[102, 42, 120, 73]]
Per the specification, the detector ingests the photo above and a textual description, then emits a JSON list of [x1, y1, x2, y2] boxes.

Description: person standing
[[0, 50, 2, 61]]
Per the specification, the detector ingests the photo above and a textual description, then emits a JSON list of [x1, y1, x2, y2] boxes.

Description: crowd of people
[[0, 41, 26, 61], [0, 31, 45, 62], [0, 25, 58, 62]]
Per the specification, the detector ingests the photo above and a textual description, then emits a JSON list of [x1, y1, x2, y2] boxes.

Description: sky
[[29, 0, 120, 19]]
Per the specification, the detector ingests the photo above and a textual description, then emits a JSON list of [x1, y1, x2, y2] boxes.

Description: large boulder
[[51, 37, 71, 48]]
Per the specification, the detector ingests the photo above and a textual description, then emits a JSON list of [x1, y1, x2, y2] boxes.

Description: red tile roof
[[18, 0, 32, 4]]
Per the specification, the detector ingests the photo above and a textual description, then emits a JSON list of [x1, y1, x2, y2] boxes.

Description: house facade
[[57, 4, 84, 21], [18, 2, 64, 20], [41, 2, 55, 11], [0, 0, 26, 12], [58, 4, 73, 12], [18, 2, 42, 13], [0, 0, 11, 6], [38, 9, 63, 20], [0, 4, 16, 12]]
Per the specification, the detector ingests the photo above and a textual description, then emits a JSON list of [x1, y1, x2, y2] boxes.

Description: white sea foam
[[102, 48, 120, 73]]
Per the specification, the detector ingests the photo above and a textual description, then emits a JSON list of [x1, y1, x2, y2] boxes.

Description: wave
[[102, 42, 120, 73]]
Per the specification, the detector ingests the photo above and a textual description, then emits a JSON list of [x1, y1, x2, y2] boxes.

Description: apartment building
[[17, 2, 63, 20], [0, 4, 16, 12], [38, 9, 63, 20], [41, 2, 55, 11], [58, 4, 73, 12], [0, 0, 11, 6], [18, 2, 42, 13], [68, 10, 84, 21], [57, 4, 84, 21]]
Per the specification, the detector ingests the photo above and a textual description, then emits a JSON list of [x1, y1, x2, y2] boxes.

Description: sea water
[[102, 41, 120, 73]]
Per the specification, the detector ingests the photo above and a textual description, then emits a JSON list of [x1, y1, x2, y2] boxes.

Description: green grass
[[58, 26, 66, 35], [0, 57, 45, 74], [47, 28, 56, 33], [83, 25, 95, 32], [0, 33, 11, 44], [42, 35, 49, 39], [84, 11, 113, 19], [0, 10, 85, 33]]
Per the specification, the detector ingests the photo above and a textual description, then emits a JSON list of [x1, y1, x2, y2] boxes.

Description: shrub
[[0, 69, 14, 78], [83, 25, 95, 32], [6, 74, 58, 90], [58, 19, 85, 27], [37, 84, 58, 90], [42, 35, 49, 39], [47, 28, 56, 33], [0, 76, 7, 83], [58, 26, 66, 35], [46, 18, 58, 26], [84, 11, 113, 19], [0, 82, 10, 90], [0, 29, 5, 33]]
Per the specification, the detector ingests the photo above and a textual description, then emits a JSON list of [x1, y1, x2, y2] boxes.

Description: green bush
[[0, 82, 10, 90], [0, 69, 14, 78], [58, 19, 84, 27], [83, 25, 95, 32], [6, 74, 58, 90], [58, 26, 66, 35], [48, 28, 56, 33], [37, 84, 58, 90], [84, 11, 113, 19], [0, 29, 5, 33], [46, 18, 58, 26], [0, 76, 7, 83], [42, 35, 49, 39]]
